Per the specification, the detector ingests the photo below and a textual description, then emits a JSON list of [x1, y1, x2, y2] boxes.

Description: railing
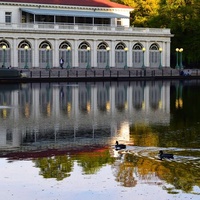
[[20, 68, 181, 79], [0, 23, 171, 35]]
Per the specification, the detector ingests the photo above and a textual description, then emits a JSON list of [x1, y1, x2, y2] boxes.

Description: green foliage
[[113, 0, 160, 27], [150, 0, 200, 67], [33, 149, 115, 180], [34, 155, 73, 181], [76, 150, 115, 174], [111, 0, 200, 67], [114, 150, 200, 192]]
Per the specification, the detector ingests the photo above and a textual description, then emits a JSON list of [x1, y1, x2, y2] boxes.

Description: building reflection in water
[[0, 81, 170, 149]]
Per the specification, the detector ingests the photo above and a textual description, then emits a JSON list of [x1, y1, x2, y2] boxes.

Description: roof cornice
[[0, 2, 133, 12]]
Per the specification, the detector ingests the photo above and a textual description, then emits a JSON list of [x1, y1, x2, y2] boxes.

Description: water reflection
[[113, 147, 200, 194], [0, 81, 171, 149], [0, 80, 200, 197]]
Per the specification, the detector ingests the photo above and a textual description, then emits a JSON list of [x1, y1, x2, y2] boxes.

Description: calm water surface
[[0, 80, 200, 200]]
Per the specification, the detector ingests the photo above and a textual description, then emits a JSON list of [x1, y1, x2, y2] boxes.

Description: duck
[[159, 150, 174, 160], [115, 141, 126, 150]]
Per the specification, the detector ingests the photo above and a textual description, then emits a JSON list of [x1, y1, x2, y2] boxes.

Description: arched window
[[0, 40, 10, 68], [39, 41, 51, 49], [59, 41, 71, 49], [149, 43, 160, 67], [0, 40, 10, 48], [132, 43, 143, 67], [78, 42, 90, 49], [133, 43, 143, 50], [115, 42, 126, 50], [150, 43, 159, 50], [115, 42, 126, 68], [78, 42, 91, 68], [59, 41, 72, 69], [97, 42, 107, 50], [97, 42, 109, 68], [18, 40, 31, 49], [39, 41, 52, 68], [18, 40, 32, 68]]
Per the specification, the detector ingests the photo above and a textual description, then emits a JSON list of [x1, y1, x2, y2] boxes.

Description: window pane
[[5, 12, 12, 23]]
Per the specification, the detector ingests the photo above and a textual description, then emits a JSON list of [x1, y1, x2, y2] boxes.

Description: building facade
[[0, 0, 173, 69]]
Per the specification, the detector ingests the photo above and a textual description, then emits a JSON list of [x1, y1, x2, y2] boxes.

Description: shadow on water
[[0, 83, 20, 91]]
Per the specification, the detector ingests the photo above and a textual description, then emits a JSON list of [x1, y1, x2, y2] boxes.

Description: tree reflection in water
[[33, 149, 115, 180], [34, 155, 73, 181], [112, 149, 200, 194], [1, 80, 200, 197], [33, 146, 200, 195]]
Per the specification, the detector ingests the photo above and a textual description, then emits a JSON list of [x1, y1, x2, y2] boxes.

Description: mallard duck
[[115, 141, 126, 150], [159, 150, 174, 160]]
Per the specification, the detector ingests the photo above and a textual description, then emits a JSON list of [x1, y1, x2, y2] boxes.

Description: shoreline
[[0, 67, 199, 83]]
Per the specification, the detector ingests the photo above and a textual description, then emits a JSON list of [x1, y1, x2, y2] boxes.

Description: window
[[5, 12, 12, 24], [117, 18, 121, 26]]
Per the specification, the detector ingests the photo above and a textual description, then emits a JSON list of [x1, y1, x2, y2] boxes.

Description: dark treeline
[[112, 0, 200, 68]]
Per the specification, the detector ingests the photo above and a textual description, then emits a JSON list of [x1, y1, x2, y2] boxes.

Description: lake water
[[0, 80, 200, 200]]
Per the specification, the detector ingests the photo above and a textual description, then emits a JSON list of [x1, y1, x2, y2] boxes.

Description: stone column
[[145, 41, 150, 68], [54, 39, 59, 68], [166, 41, 171, 67], [34, 39, 39, 68], [12, 38, 17, 67], [128, 41, 132, 68], [93, 40, 97, 68], [74, 40, 79, 68], [111, 40, 115, 68]]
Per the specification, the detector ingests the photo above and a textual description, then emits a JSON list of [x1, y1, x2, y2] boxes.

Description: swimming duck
[[159, 150, 174, 160], [115, 141, 126, 150]]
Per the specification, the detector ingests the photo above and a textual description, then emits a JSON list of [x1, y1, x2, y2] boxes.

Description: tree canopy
[[112, 0, 200, 68]]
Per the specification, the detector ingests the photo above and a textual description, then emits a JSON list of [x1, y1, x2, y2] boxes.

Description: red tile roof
[[0, 0, 131, 9]]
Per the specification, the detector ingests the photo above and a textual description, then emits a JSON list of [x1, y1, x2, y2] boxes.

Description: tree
[[149, 0, 200, 67], [113, 0, 160, 27], [112, 0, 200, 68]]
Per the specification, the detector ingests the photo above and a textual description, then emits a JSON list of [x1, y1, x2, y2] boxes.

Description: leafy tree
[[113, 0, 160, 27], [112, 0, 200, 67], [149, 0, 200, 67]]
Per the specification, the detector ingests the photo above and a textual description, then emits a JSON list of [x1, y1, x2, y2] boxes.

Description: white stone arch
[[18, 40, 32, 68], [132, 42, 144, 68], [78, 41, 91, 68], [0, 40, 10, 48], [149, 43, 160, 68], [97, 42, 109, 68], [97, 42, 108, 50], [59, 41, 72, 69], [0, 40, 11, 68], [39, 41, 53, 69], [115, 42, 126, 68]]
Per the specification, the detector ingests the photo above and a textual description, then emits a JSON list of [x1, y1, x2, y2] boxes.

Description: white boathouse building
[[0, 0, 173, 69]]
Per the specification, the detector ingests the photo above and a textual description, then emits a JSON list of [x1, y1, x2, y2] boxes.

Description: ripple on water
[[114, 145, 200, 164], [112, 145, 200, 195]]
